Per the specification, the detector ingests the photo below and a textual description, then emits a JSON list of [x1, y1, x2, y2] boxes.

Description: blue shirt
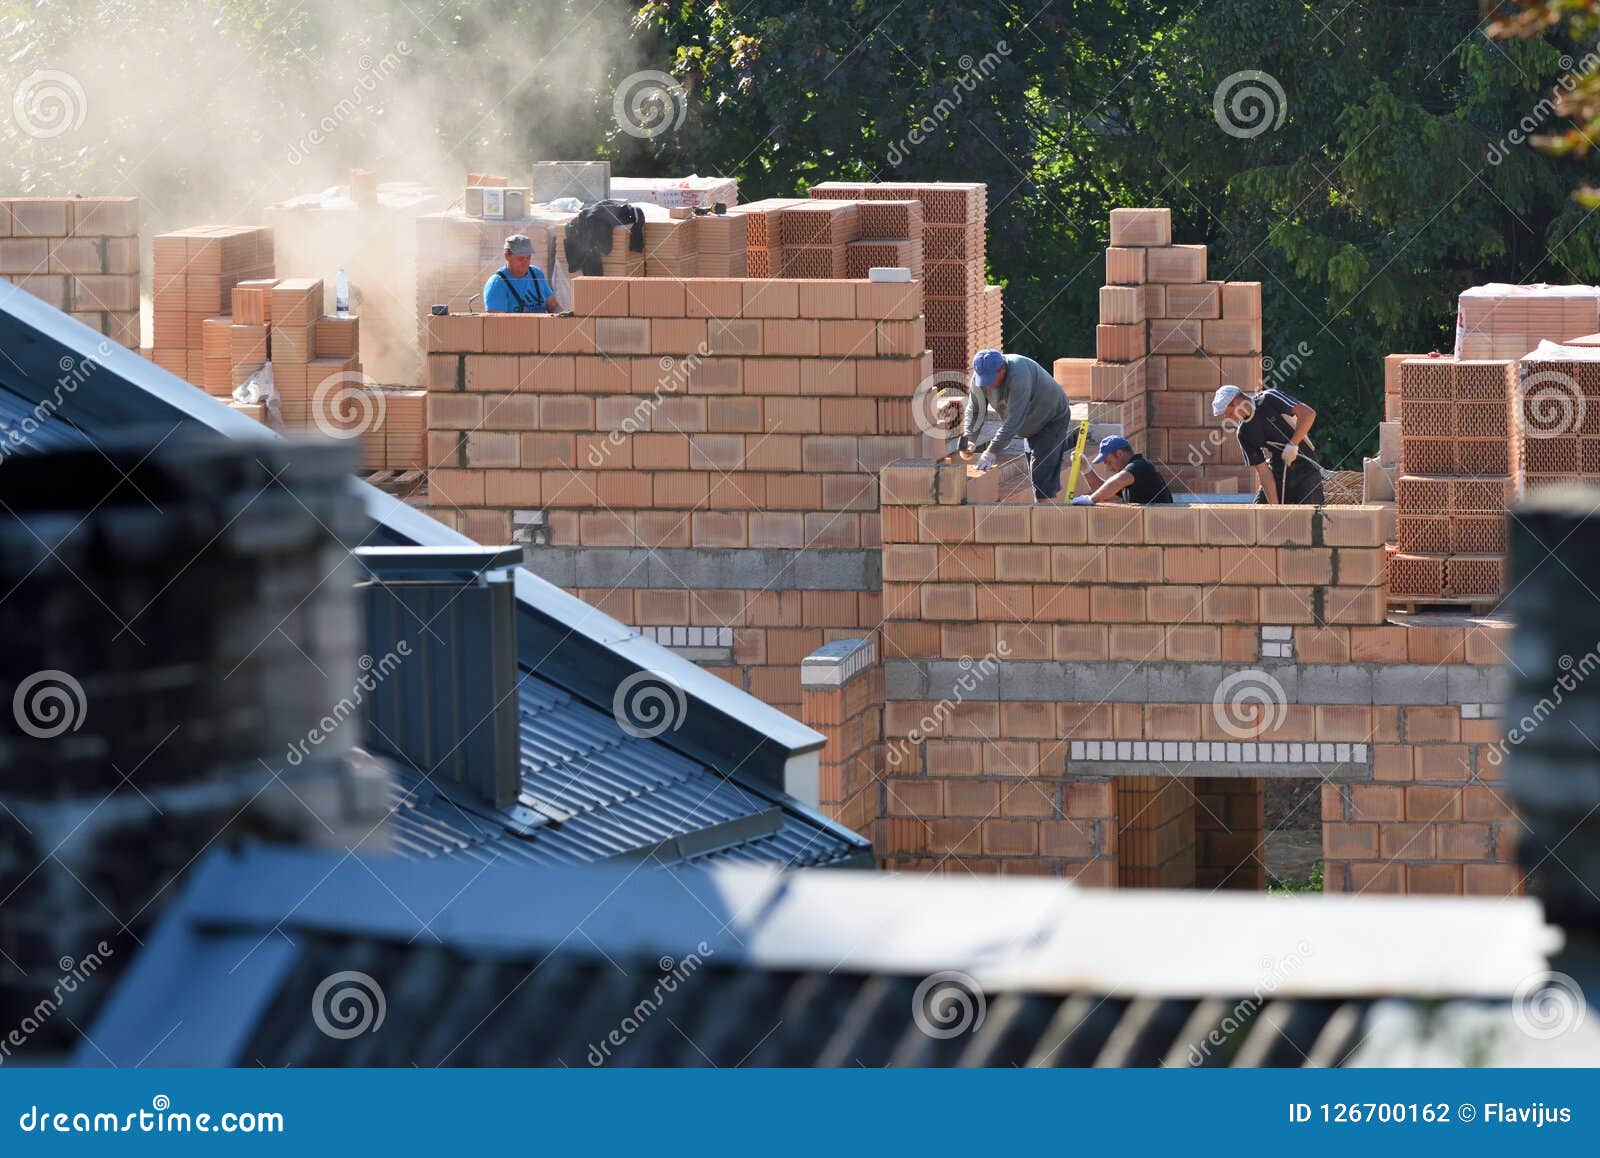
[[483, 265, 553, 313]]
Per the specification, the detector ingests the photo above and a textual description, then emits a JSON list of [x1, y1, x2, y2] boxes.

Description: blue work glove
[[976, 451, 996, 472], [1069, 495, 1094, 506]]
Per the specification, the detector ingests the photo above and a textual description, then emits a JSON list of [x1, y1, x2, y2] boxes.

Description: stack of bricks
[[807, 182, 989, 372], [690, 213, 748, 278], [150, 226, 275, 387], [422, 276, 932, 714], [641, 217, 697, 278], [1389, 358, 1515, 601], [729, 198, 807, 278], [846, 199, 922, 279], [1100, 208, 1264, 494], [1511, 352, 1600, 494], [1456, 284, 1600, 360], [0, 196, 140, 347], [776, 201, 859, 279], [871, 468, 1520, 893]]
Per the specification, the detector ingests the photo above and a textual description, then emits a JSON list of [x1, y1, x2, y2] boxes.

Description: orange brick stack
[[0, 196, 140, 347], [151, 225, 274, 387], [690, 213, 748, 278], [808, 182, 988, 371], [728, 198, 807, 278], [1389, 358, 1514, 601]]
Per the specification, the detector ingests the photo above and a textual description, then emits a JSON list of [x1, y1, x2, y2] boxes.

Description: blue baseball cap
[[1092, 435, 1132, 463], [972, 349, 1005, 387]]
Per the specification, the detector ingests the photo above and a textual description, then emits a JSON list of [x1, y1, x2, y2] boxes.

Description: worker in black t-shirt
[[1068, 436, 1174, 505], [1210, 384, 1323, 505]]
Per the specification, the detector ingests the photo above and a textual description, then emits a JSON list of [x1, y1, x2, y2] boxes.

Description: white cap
[[1211, 384, 1243, 417]]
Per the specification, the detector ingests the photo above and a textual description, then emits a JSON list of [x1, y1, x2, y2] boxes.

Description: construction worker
[[1211, 383, 1322, 505], [1068, 435, 1173, 505], [961, 349, 1074, 502], [483, 234, 561, 314]]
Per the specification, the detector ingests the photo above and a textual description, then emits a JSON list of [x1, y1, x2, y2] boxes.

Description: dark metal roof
[[0, 272, 861, 875], [79, 847, 1564, 1068], [384, 672, 869, 869], [0, 382, 93, 454]]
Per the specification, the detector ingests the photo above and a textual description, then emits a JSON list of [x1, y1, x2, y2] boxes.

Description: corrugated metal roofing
[[383, 671, 868, 869]]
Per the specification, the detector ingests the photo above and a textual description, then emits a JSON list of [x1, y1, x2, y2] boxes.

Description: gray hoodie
[[961, 354, 1071, 454]]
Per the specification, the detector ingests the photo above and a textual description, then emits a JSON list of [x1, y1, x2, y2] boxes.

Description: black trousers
[[1254, 456, 1324, 504], [1026, 416, 1075, 501]]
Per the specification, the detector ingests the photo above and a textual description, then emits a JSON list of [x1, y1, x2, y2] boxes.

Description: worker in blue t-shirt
[[483, 234, 560, 313]]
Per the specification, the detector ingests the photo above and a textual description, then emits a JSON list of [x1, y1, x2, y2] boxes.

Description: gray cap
[[503, 234, 534, 256], [1211, 384, 1244, 417]]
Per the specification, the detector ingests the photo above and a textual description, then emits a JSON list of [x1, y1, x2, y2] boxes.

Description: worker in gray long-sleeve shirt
[[960, 349, 1075, 501]]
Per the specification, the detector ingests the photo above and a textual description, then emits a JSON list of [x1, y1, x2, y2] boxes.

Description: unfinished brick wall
[[1, 196, 139, 347], [872, 461, 1522, 895], [423, 277, 935, 715], [1059, 209, 1264, 497]]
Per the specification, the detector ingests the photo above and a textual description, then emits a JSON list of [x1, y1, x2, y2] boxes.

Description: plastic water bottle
[[335, 266, 349, 316]]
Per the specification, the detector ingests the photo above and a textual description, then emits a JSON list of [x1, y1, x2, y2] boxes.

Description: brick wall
[[424, 276, 937, 715], [872, 461, 1522, 895], [0, 196, 139, 346], [1065, 208, 1264, 497], [800, 637, 883, 834]]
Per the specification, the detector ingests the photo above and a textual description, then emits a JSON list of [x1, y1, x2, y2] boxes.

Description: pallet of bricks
[[806, 183, 995, 369], [1513, 341, 1600, 493], [252, 279, 424, 470], [150, 226, 275, 389], [0, 196, 140, 346], [1388, 357, 1515, 603], [1457, 284, 1600, 360]]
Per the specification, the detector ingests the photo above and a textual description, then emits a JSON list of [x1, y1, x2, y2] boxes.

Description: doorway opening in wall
[[1115, 776, 1274, 891], [1263, 778, 1325, 893]]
